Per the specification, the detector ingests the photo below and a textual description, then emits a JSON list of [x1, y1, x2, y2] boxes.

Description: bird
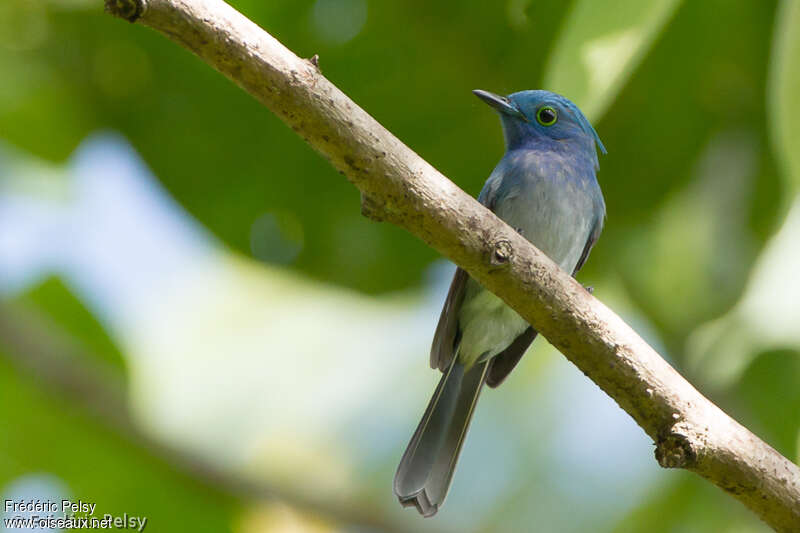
[[393, 89, 607, 517]]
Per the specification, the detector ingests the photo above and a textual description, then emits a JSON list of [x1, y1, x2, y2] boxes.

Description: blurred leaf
[[593, 0, 780, 358], [13, 278, 127, 371], [769, 0, 800, 196], [543, 0, 682, 120], [0, 351, 239, 531], [237, 502, 338, 533], [735, 349, 800, 459], [686, 195, 800, 388], [613, 474, 770, 532], [617, 132, 757, 344]]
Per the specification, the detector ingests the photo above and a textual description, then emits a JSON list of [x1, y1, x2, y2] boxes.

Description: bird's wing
[[430, 267, 468, 371], [430, 174, 503, 372], [572, 214, 603, 276], [486, 327, 537, 388]]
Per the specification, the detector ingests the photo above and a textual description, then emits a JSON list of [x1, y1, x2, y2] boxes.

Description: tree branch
[[104, 0, 800, 530]]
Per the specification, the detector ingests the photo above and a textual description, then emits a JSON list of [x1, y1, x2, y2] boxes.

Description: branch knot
[[105, 0, 145, 22], [655, 429, 697, 469], [490, 239, 513, 266]]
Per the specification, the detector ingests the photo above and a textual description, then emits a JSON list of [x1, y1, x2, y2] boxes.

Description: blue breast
[[479, 141, 604, 273]]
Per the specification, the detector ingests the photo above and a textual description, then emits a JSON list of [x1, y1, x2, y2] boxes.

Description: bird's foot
[[584, 285, 594, 294]]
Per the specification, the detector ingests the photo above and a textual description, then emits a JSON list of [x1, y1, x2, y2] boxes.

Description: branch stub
[[490, 239, 513, 266], [104, 0, 145, 22]]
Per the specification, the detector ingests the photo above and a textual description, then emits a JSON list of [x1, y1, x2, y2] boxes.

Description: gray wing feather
[[430, 268, 468, 371], [572, 215, 603, 276], [431, 170, 520, 374], [430, 180, 500, 372], [486, 327, 537, 388]]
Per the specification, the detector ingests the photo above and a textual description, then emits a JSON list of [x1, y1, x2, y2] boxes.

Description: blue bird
[[394, 89, 606, 517]]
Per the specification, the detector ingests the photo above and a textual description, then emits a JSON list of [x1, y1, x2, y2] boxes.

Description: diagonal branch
[[104, 0, 800, 530]]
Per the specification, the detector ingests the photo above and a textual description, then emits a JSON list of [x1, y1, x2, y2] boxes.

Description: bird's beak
[[473, 90, 528, 121]]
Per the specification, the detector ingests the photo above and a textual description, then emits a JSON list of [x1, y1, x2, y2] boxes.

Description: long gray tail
[[393, 359, 489, 517]]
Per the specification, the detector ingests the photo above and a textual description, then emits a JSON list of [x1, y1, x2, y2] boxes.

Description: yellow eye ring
[[536, 106, 558, 126]]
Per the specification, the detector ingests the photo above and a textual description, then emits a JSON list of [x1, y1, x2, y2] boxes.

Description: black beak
[[473, 90, 527, 121]]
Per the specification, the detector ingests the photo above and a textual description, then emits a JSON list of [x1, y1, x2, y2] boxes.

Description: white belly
[[456, 282, 529, 367]]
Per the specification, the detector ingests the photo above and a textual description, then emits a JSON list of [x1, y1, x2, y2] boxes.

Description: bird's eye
[[536, 106, 558, 126]]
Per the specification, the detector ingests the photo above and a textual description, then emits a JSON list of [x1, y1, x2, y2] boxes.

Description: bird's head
[[473, 89, 606, 162]]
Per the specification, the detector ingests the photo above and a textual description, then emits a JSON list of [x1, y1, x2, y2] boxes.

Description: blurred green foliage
[[0, 350, 239, 530], [770, 0, 800, 194], [1, 0, 799, 532], [17, 278, 127, 371], [0, 0, 784, 299]]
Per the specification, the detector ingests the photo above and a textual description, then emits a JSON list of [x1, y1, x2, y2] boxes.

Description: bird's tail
[[394, 359, 489, 517]]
